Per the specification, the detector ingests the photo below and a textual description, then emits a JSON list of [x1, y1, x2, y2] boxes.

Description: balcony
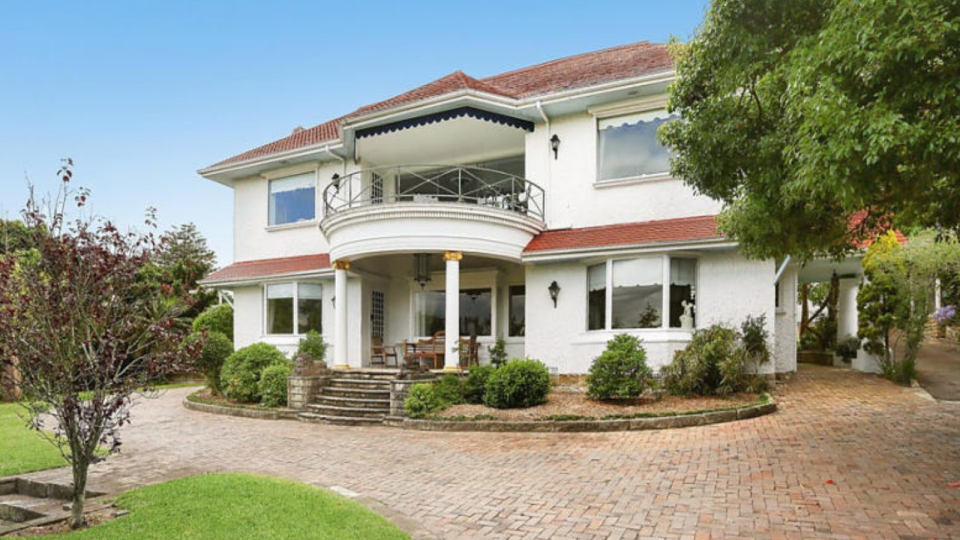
[[320, 165, 546, 262]]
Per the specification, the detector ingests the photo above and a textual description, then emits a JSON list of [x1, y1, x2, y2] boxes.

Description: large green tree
[[662, 0, 960, 261]]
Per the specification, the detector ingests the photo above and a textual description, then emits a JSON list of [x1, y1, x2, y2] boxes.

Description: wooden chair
[[408, 331, 445, 370], [459, 336, 480, 369], [371, 336, 398, 367]]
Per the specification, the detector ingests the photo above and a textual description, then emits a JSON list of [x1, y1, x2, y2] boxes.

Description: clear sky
[[0, 0, 708, 266]]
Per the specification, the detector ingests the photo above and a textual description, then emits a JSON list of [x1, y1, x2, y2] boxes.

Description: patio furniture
[[459, 335, 480, 369], [405, 331, 445, 370], [370, 336, 399, 367]]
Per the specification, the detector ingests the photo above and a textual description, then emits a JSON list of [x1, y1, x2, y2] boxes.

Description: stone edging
[[389, 399, 776, 433], [182, 397, 299, 420]]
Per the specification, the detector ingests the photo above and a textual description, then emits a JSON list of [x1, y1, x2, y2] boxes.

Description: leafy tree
[[859, 231, 960, 383], [0, 219, 35, 254], [146, 223, 218, 321], [0, 161, 200, 528], [662, 0, 960, 260]]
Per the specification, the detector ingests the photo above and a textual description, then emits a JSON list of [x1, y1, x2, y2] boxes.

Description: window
[[413, 288, 493, 337], [587, 264, 606, 331], [265, 282, 322, 335], [587, 257, 697, 331], [508, 285, 525, 337], [612, 258, 662, 329], [597, 110, 677, 181], [269, 173, 315, 226]]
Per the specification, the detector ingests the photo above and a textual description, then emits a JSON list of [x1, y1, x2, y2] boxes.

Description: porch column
[[333, 259, 350, 370], [444, 251, 462, 371]]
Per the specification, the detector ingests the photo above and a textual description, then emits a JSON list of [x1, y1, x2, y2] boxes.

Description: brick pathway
[[23, 365, 960, 540]]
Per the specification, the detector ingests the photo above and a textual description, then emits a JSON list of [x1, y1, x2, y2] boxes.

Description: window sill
[[576, 328, 694, 344], [593, 173, 675, 189], [265, 220, 318, 232]]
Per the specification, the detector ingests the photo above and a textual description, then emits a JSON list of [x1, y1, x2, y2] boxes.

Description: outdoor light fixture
[[550, 134, 560, 160], [331, 295, 336, 308], [331, 173, 341, 191], [413, 253, 432, 289], [548, 280, 561, 308]]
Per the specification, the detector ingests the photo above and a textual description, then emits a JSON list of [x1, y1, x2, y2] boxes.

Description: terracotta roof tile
[[524, 215, 723, 253], [203, 254, 331, 284], [207, 41, 674, 170]]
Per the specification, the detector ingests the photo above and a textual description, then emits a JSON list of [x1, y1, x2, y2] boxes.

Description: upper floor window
[[266, 282, 322, 335], [597, 110, 677, 182], [269, 173, 315, 226]]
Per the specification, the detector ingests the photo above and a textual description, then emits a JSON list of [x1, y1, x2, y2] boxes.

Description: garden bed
[[183, 389, 298, 420]]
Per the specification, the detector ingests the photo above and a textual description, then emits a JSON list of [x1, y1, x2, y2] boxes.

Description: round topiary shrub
[[221, 343, 288, 403], [188, 330, 233, 395], [587, 334, 652, 401], [404, 383, 451, 419], [463, 364, 495, 404], [259, 363, 292, 407], [295, 330, 327, 363], [193, 304, 234, 341], [433, 374, 464, 405], [483, 359, 551, 409]]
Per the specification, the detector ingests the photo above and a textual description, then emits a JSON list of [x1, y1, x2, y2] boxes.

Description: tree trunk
[[799, 283, 810, 336], [69, 458, 89, 528]]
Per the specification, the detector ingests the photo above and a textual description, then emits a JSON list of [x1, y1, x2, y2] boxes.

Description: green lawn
[[41, 474, 411, 540], [0, 401, 66, 476]]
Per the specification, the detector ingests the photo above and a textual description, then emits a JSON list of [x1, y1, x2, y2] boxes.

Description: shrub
[[433, 374, 464, 405], [483, 359, 550, 409], [587, 334, 652, 400], [835, 335, 860, 361], [189, 331, 233, 395], [404, 383, 452, 418], [259, 363, 292, 407], [192, 304, 234, 341], [662, 321, 769, 396], [464, 364, 495, 404], [221, 343, 288, 403], [487, 335, 508, 368], [296, 330, 327, 363], [740, 314, 770, 365]]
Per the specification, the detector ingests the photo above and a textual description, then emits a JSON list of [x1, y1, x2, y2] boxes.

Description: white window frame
[[262, 280, 323, 337], [586, 255, 698, 332], [263, 165, 320, 230], [591, 97, 677, 187]]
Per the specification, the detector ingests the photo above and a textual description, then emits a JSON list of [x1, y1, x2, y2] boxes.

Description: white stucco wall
[[524, 112, 722, 230], [774, 265, 799, 374]]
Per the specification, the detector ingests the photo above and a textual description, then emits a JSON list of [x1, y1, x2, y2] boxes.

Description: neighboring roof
[[208, 41, 673, 169], [202, 254, 331, 285], [523, 215, 723, 254]]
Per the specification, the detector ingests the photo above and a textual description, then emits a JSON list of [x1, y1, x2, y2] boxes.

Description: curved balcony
[[322, 164, 545, 221], [320, 165, 546, 262]]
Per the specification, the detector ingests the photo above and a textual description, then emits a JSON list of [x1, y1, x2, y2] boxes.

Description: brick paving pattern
[[23, 365, 960, 539]]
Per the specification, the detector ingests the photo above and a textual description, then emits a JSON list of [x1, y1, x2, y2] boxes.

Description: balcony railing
[[322, 165, 545, 221]]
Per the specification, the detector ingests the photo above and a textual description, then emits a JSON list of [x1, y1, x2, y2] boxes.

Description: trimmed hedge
[[587, 334, 652, 400], [464, 365, 495, 404], [404, 383, 449, 419], [192, 331, 233, 395], [221, 343, 289, 403], [192, 304, 234, 341], [259, 363, 292, 407], [483, 359, 550, 409]]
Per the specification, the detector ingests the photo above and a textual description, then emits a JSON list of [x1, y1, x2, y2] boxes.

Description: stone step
[[327, 378, 392, 389], [313, 395, 390, 409], [329, 369, 399, 381], [321, 386, 391, 400], [297, 412, 385, 426], [307, 404, 388, 419]]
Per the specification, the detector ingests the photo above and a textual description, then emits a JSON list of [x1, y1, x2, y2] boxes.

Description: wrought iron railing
[[322, 165, 545, 221]]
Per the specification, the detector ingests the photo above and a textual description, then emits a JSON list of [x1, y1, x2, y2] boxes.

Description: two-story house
[[199, 41, 802, 377]]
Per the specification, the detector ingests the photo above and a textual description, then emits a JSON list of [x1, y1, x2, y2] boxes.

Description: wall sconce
[[331, 295, 336, 308], [548, 280, 561, 308], [550, 134, 560, 160], [331, 173, 341, 191]]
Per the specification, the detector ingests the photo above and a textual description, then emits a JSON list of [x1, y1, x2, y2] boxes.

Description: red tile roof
[[208, 41, 673, 169], [203, 254, 331, 284], [524, 215, 724, 254], [849, 211, 908, 248]]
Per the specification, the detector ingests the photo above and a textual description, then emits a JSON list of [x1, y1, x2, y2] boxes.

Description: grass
[[39, 473, 411, 540], [0, 401, 67, 476]]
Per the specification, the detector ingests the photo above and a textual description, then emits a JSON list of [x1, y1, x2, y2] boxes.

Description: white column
[[333, 260, 349, 370], [444, 251, 462, 371], [836, 278, 859, 343]]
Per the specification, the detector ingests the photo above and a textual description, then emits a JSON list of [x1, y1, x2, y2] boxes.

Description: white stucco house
[[198, 41, 805, 377]]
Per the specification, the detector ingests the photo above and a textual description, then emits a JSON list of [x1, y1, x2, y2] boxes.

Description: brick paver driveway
[[24, 365, 960, 539]]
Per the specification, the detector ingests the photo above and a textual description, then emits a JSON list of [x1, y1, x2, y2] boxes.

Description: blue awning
[[355, 107, 534, 139]]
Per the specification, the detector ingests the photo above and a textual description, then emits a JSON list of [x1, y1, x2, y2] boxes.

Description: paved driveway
[[24, 366, 960, 540], [917, 337, 960, 401]]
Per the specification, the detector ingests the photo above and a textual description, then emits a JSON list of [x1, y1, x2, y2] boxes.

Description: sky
[[0, 1, 708, 266]]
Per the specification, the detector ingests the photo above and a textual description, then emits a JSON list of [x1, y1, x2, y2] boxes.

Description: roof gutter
[[773, 255, 792, 284]]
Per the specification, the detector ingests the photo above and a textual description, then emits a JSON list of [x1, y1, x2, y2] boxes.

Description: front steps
[[298, 369, 396, 426]]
